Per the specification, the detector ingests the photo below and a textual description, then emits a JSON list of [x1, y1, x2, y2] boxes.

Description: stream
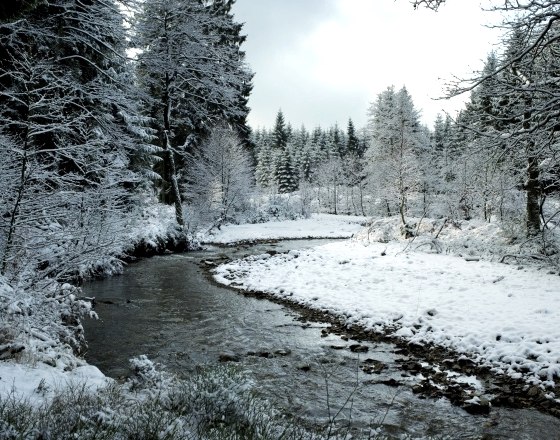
[[83, 239, 560, 439]]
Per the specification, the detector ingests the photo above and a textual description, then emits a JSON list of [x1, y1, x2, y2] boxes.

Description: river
[[83, 239, 560, 439]]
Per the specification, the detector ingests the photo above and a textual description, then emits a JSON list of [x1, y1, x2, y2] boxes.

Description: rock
[[274, 348, 291, 356], [349, 344, 369, 353], [218, 352, 240, 363], [298, 364, 311, 372], [361, 358, 386, 374], [330, 345, 346, 350], [527, 386, 541, 397], [462, 397, 491, 415], [257, 350, 272, 358], [401, 361, 423, 373], [412, 383, 427, 394], [379, 378, 401, 387]]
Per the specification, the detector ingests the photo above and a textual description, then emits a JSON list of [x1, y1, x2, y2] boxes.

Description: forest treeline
[[252, 2, 560, 244]]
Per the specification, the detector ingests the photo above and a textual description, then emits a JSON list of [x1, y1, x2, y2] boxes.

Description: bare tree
[[185, 124, 254, 228]]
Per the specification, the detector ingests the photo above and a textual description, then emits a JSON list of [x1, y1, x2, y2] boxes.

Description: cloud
[[234, 0, 502, 129]]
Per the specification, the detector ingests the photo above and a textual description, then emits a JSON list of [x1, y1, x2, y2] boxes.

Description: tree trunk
[[526, 155, 540, 236], [523, 95, 539, 237], [399, 195, 406, 226], [163, 73, 184, 227]]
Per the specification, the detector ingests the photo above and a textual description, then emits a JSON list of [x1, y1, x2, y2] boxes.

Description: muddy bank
[[201, 249, 560, 419]]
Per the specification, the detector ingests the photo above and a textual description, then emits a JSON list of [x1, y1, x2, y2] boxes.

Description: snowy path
[[214, 239, 560, 387]]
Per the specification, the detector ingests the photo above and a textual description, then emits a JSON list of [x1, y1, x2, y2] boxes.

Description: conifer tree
[[346, 118, 361, 157], [135, 0, 252, 226], [366, 86, 425, 225]]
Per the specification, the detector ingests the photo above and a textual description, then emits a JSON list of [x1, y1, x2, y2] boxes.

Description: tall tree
[[135, 0, 252, 226], [366, 86, 425, 225], [270, 110, 297, 192]]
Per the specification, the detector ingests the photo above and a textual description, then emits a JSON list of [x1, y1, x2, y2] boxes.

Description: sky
[[231, 0, 504, 130]]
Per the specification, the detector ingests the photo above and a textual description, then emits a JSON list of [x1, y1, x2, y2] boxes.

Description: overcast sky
[[231, 0, 503, 130]]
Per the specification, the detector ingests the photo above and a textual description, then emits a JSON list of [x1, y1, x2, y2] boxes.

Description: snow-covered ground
[[0, 361, 109, 407], [201, 213, 367, 244], [213, 216, 560, 389]]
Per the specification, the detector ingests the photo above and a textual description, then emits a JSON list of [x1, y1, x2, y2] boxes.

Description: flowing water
[[84, 240, 560, 439]]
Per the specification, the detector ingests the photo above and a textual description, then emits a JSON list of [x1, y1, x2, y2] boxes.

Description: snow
[[213, 216, 560, 386], [0, 361, 110, 407], [201, 213, 367, 244]]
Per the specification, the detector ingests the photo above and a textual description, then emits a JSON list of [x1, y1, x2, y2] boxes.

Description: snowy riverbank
[[3, 211, 559, 427], [200, 213, 368, 244], [213, 216, 560, 394], [0, 212, 366, 404]]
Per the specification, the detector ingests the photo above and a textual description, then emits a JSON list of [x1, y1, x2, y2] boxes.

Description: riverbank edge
[[201, 247, 560, 419]]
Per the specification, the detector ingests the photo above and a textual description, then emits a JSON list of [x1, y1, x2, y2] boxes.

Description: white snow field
[[0, 361, 109, 407], [213, 219, 560, 389], [202, 213, 367, 243]]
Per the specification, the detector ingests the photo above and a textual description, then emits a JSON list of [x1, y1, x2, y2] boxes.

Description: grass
[[0, 362, 328, 440]]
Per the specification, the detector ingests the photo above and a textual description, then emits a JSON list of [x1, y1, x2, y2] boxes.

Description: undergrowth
[[0, 358, 326, 440]]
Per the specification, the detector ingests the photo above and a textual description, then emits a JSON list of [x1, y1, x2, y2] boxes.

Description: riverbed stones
[[218, 352, 240, 363], [274, 348, 292, 356], [349, 343, 369, 353], [360, 358, 386, 374], [462, 397, 491, 415]]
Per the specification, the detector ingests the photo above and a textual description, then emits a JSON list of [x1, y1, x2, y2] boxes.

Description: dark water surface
[[83, 240, 560, 439]]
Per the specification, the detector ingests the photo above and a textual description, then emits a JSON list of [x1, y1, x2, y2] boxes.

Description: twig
[[434, 217, 448, 239]]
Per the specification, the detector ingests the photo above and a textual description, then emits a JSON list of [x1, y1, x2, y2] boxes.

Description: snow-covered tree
[[365, 86, 425, 225], [186, 124, 254, 226], [270, 110, 298, 193], [135, 0, 252, 226], [437, 1, 560, 236], [0, 0, 147, 283]]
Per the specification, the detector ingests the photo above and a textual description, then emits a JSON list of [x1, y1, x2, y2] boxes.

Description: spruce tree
[[135, 0, 252, 225], [346, 118, 361, 157], [271, 110, 297, 193]]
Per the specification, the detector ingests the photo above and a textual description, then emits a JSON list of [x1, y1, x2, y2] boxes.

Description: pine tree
[[346, 118, 361, 157], [269, 110, 297, 192], [135, 0, 252, 226], [271, 110, 288, 151], [366, 86, 424, 225], [275, 152, 298, 194]]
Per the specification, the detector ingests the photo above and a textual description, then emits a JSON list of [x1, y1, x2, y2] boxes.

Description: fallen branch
[[414, 240, 443, 254], [500, 254, 546, 264], [434, 217, 448, 240]]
